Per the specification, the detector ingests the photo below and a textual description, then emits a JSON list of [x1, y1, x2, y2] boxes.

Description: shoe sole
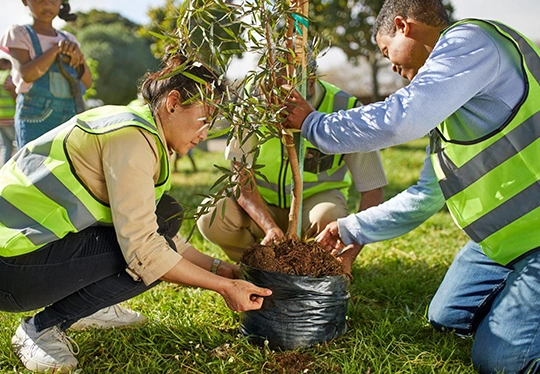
[[12, 337, 77, 373], [69, 317, 148, 331]]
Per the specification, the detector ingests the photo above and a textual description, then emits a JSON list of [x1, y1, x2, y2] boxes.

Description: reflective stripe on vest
[[0, 104, 170, 257], [430, 19, 540, 265], [0, 70, 15, 118], [256, 81, 357, 208]]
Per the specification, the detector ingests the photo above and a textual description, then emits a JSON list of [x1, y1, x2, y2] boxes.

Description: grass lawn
[[0, 138, 477, 373]]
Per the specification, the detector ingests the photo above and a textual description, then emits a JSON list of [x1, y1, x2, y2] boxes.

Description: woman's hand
[[216, 261, 240, 279], [161, 255, 271, 312], [220, 280, 272, 312]]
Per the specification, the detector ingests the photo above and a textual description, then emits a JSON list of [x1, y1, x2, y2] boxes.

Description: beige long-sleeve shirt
[[66, 118, 189, 286]]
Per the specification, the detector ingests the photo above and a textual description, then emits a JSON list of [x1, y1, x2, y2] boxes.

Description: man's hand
[[261, 227, 285, 245], [282, 85, 315, 130], [316, 221, 363, 277], [316, 221, 344, 255], [336, 243, 363, 277]]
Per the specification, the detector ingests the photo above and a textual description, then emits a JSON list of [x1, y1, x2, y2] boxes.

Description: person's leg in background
[[0, 125, 15, 166], [172, 149, 197, 173], [196, 196, 268, 262], [302, 189, 349, 239]]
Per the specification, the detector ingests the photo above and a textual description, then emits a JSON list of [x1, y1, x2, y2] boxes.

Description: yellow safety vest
[[430, 19, 540, 265], [256, 80, 359, 208], [0, 104, 170, 257], [0, 70, 15, 119]]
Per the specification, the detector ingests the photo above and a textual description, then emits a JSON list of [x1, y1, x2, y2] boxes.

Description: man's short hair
[[373, 0, 450, 38]]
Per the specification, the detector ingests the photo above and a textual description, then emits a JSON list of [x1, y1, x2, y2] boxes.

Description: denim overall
[[14, 25, 81, 147]]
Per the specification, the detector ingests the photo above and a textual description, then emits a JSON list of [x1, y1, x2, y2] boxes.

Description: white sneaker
[[12, 317, 79, 373], [70, 304, 147, 330]]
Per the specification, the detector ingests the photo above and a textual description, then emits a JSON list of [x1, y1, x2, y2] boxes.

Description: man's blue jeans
[[0, 194, 182, 332], [429, 240, 540, 373]]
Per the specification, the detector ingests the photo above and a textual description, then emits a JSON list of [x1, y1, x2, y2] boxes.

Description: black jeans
[[0, 194, 183, 331]]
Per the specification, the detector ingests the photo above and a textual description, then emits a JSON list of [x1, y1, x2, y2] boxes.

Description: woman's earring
[[170, 108, 175, 113]]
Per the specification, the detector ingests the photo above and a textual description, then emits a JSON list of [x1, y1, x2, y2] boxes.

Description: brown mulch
[[268, 351, 315, 374], [266, 351, 343, 374], [240, 238, 345, 277]]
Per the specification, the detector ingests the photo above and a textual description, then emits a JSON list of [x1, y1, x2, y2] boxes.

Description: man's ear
[[394, 16, 411, 36]]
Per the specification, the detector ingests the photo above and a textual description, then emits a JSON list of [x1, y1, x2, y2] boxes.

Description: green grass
[[0, 139, 476, 373]]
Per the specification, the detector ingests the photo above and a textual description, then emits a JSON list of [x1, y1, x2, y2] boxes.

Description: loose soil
[[240, 238, 345, 277], [270, 351, 314, 373], [268, 351, 343, 374]]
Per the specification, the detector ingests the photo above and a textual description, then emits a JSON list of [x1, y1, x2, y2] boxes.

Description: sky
[[1, 0, 539, 38], [1, 0, 539, 69], [2, 0, 539, 39]]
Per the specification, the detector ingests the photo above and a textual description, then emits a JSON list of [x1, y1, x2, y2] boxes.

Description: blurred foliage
[[139, 0, 244, 64], [82, 57, 98, 100], [309, 0, 455, 100], [138, 0, 455, 102], [62, 9, 140, 34], [64, 11, 159, 105]]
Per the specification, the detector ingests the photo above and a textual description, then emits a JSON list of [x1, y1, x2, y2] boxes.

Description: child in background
[[0, 0, 92, 147]]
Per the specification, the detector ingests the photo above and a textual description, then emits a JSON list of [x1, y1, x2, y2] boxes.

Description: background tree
[[62, 9, 140, 34], [309, 0, 455, 101], [65, 11, 159, 105], [140, 0, 244, 65], [138, 0, 177, 57]]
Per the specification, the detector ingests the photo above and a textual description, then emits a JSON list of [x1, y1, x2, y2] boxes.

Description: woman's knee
[[156, 194, 183, 237]]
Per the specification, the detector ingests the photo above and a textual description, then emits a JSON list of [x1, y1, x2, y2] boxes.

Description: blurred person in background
[[0, 58, 16, 166], [0, 0, 92, 147]]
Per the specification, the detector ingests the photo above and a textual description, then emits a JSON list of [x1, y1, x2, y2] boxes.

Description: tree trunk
[[369, 50, 380, 102], [283, 0, 309, 239]]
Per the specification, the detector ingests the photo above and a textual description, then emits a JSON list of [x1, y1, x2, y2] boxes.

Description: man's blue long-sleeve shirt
[[300, 21, 525, 245]]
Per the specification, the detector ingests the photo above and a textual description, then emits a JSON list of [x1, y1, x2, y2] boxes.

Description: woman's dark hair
[[140, 54, 225, 112], [373, 0, 450, 38], [58, 1, 77, 22]]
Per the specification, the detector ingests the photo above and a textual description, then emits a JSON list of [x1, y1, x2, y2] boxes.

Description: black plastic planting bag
[[240, 264, 350, 350]]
